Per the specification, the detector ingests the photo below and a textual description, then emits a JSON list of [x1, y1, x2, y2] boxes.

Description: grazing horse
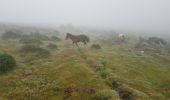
[[65, 33, 90, 46]]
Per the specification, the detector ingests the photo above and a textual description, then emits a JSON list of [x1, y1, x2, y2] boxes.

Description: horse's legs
[[83, 41, 86, 45], [75, 42, 79, 48], [82, 40, 86, 45]]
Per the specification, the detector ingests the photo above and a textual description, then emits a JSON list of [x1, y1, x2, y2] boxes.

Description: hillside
[[0, 27, 170, 100]]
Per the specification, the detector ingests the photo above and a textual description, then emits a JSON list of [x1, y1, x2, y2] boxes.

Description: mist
[[0, 0, 170, 34]]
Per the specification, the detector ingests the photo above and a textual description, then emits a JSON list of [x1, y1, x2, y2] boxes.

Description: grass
[[0, 37, 169, 100]]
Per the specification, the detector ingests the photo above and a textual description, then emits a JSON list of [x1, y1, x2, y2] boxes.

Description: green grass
[[0, 38, 169, 100]]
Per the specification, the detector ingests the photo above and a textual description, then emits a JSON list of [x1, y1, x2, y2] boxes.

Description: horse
[[118, 33, 126, 43], [65, 33, 90, 46]]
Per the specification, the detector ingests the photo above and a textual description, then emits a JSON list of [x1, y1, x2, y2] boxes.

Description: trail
[[75, 47, 136, 100], [77, 47, 88, 61]]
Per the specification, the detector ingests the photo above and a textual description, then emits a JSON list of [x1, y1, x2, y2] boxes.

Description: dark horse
[[65, 33, 90, 46]]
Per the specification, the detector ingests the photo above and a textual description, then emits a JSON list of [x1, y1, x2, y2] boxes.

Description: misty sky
[[0, 0, 170, 33]]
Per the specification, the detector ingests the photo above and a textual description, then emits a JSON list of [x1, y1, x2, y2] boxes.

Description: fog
[[0, 0, 170, 34]]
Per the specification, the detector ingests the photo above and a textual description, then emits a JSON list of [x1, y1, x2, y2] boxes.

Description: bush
[[50, 36, 61, 41], [91, 44, 101, 49], [135, 37, 167, 49], [30, 32, 49, 40], [147, 37, 167, 45], [165, 43, 170, 53], [0, 53, 16, 73], [20, 45, 50, 58], [47, 43, 58, 50], [19, 32, 49, 45], [1, 30, 21, 39], [20, 34, 43, 45], [159, 79, 170, 98]]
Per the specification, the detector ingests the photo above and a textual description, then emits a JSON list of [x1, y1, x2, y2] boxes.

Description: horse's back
[[78, 34, 90, 42]]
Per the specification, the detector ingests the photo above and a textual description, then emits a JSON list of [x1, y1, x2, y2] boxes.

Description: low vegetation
[[0, 53, 16, 73], [1, 30, 21, 39], [20, 44, 50, 58], [19, 33, 47, 45], [0, 26, 169, 100], [91, 44, 101, 49], [47, 43, 58, 50], [50, 35, 61, 41]]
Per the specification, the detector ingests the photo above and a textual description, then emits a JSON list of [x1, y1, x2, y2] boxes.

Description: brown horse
[[65, 33, 90, 46]]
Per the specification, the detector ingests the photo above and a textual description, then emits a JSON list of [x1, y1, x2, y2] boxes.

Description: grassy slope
[[0, 39, 170, 100]]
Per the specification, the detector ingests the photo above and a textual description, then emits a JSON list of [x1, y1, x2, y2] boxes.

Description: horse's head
[[65, 33, 70, 40]]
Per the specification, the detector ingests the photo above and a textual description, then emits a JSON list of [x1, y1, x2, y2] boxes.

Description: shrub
[[20, 34, 43, 45], [118, 89, 134, 100], [165, 43, 170, 53], [50, 36, 61, 41], [20, 45, 50, 58], [0, 53, 16, 73], [1, 30, 21, 39], [147, 37, 167, 45], [135, 42, 149, 49], [47, 43, 58, 50], [159, 79, 170, 98], [135, 37, 167, 49], [105, 79, 120, 90], [91, 44, 101, 49], [30, 32, 49, 40], [19, 32, 49, 45]]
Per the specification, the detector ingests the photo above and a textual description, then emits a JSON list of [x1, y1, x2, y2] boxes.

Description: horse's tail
[[85, 36, 90, 42]]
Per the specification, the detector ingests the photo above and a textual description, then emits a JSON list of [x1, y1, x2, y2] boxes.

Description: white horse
[[118, 34, 126, 43]]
